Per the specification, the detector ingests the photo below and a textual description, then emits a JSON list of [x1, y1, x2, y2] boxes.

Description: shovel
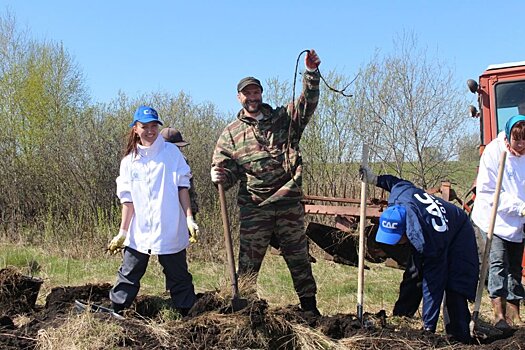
[[357, 144, 369, 321], [74, 299, 125, 320], [470, 151, 507, 339], [218, 183, 248, 311]]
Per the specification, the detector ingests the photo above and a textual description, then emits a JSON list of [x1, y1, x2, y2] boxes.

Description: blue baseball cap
[[505, 115, 525, 140], [129, 106, 163, 127], [376, 205, 406, 245]]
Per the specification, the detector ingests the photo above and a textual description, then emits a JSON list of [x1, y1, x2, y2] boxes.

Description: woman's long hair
[[123, 128, 140, 157]]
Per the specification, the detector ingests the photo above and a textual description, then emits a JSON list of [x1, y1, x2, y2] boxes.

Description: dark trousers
[[393, 250, 423, 317], [110, 247, 196, 310], [444, 290, 472, 344]]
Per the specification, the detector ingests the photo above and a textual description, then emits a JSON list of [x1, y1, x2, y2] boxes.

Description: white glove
[[108, 229, 127, 254], [519, 203, 525, 216], [210, 166, 226, 184], [359, 165, 377, 185], [187, 216, 200, 244]]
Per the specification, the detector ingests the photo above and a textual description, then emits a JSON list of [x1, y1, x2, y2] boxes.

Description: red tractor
[[467, 61, 525, 281]]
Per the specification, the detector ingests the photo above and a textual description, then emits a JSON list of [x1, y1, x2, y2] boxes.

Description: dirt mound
[[0, 267, 43, 315], [1, 269, 524, 349], [44, 283, 113, 319]]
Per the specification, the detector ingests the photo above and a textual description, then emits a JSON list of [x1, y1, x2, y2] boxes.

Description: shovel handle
[[357, 144, 369, 321], [218, 184, 241, 298]]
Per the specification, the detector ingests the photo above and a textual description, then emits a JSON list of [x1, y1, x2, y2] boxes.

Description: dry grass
[[36, 311, 123, 350], [1, 242, 497, 329], [338, 333, 465, 350], [291, 323, 347, 350], [1, 261, 515, 350]]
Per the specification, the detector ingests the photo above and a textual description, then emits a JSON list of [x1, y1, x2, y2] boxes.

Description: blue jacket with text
[[376, 175, 479, 330]]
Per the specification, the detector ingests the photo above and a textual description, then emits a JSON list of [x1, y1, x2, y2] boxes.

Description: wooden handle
[[218, 184, 240, 297], [357, 144, 369, 320]]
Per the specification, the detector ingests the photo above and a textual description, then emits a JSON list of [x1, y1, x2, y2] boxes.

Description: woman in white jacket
[[107, 105, 199, 316], [471, 115, 525, 329]]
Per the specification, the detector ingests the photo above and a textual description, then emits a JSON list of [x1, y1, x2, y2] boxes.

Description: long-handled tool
[[218, 183, 248, 312], [357, 144, 369, 322], [470, 151, 507, 337], [74, 300, 125, 320]]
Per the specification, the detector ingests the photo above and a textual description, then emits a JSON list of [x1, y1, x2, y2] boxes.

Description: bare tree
[[457, 132, 480, 162], [354, 33, 472, 189], [263, 34, 476, 196]]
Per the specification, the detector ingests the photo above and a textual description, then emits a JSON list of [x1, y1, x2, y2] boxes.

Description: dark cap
[[237, 76, 263, 92], [160, 127, 189, 147]]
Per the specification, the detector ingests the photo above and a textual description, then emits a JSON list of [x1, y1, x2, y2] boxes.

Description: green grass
[[0, 241, 494, 323], [1, 242, 403, 314]]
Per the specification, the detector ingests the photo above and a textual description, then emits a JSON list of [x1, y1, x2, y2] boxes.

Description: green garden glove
[[108, 229, 127, 254]]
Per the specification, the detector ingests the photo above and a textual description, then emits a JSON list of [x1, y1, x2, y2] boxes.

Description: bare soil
[[1, 267, 524, 349]]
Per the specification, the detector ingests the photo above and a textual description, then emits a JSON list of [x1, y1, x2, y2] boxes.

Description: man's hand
[[108, 229, 127, 254], [359, 165, 377, 185], [187, 216, 200, 244], [305, 49, 321, 71], [210, 165, 226, 184]]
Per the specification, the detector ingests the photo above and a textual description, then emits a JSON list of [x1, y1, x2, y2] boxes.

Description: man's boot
[[176, 307, 191, 317], [111, 302, 125, 316], [505, 299, 524, 327], [491, 297, 511, 330], [299, 296, 321, 316]]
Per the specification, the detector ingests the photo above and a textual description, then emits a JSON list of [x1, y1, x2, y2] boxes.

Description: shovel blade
[[232, 297, 248, 312], [469, 318, 516, 343], [74, 299, 125, 320]]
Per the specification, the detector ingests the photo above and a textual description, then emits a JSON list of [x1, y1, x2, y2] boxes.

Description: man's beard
[[242, 99, 262, 113]]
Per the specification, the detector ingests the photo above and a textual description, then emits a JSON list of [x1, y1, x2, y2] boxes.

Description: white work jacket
[[116, 135, 191, 254], [471, 132, 525, 242]]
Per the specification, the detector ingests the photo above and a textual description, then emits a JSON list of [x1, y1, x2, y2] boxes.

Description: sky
[[3, 0, 525, 116]]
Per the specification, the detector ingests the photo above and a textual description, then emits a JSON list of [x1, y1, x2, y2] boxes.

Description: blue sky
[[3, 0, 525, 116]]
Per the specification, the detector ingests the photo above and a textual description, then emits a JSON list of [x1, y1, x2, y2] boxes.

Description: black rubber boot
[[111, 302, 125, 315], [300, 296, 321, 316], [177, 307, 191, 317]]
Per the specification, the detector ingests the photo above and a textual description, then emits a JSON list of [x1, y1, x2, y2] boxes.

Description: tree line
[[0, 14, 479, 255]]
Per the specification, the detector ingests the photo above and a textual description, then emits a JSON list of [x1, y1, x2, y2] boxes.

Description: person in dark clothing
[[391, 252, 423, 317], [360, 167, 479, 344], [161, 127, 200, 224]]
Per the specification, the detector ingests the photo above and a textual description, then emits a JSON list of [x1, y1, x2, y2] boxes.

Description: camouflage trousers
[[238, 201, 317, 298]]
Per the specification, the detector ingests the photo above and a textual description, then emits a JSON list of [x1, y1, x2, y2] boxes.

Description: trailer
[[300, 181, 461, 269]]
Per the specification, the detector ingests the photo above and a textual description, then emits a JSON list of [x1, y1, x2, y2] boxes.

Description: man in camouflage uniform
[[161, 127, 200, 221], [211, 49, 321, 315]]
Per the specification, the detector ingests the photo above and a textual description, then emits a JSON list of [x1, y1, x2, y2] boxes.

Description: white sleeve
[[174, 148, 191, 188], [477, 144, 525, 216], [116, 157, 133, 203]]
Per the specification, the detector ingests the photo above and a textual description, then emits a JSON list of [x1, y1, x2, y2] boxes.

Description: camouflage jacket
[[212, 70, 320, 206]]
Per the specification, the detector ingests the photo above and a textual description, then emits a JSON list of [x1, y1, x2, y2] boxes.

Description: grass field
[[0, 241, 494, 322]]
